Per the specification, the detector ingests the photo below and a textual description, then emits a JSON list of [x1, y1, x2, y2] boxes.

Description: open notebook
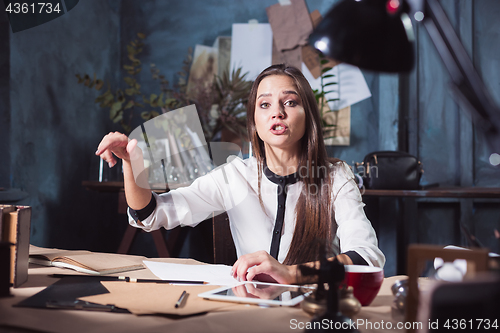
[[29, 245, 145, 275]]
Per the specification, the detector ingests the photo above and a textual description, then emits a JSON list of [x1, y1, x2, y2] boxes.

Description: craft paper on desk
[[230, 23, 272, 80], [29, 245, 145, 275], [302, 62, 372, 111], [15, 275, 128, 313], [144, 261, 238, 286], [79, 282, 242, 316]]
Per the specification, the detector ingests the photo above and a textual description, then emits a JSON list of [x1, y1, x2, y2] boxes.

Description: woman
[[96, 64, 385, 284]]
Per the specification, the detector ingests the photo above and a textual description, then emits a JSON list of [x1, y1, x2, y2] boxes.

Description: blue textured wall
[[0, 11, 10, 189], [5, 0, 124, 252]]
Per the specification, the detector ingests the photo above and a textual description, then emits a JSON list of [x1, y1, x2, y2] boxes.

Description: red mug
[[343, 265, 384, 306]]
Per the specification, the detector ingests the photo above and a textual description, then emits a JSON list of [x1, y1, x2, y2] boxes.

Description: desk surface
[[1, 257, 408, 333]]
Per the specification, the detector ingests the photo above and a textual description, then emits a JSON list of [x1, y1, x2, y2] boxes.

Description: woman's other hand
[[231, 252, 354, 286], [231, 250, 297, 285]]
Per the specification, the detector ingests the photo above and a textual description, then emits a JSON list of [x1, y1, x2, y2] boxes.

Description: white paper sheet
[[302, 62, 372, 111], [230, 23, 273, 81], [144, 261, 238, 286]]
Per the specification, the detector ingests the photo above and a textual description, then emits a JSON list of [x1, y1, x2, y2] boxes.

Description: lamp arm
[[421, 0, 500, 151]]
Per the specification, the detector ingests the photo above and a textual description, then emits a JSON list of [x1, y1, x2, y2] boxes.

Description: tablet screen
[[199, 282, 315, 306], [214, 283, 302, 300]]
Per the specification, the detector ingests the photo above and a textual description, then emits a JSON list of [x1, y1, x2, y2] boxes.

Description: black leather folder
[[15, 276, 129, 312]]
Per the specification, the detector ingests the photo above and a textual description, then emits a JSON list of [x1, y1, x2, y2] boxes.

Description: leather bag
[[358, 151, 423, 190]]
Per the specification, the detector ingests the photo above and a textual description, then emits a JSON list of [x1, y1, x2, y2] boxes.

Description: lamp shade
[[309, 0, 415, 73]]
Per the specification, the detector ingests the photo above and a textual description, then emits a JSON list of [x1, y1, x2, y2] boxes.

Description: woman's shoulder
[[327, 159, 357, 190], [328, 159, 354, 178], [210, 154, 258, 176], [227, 155, 257, 169]]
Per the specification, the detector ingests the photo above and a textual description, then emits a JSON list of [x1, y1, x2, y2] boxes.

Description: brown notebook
[[29, 245, 146, 275], [1, 205, 32, 287]]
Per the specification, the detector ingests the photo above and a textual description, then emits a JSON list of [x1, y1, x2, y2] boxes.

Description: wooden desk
[[362, 187, 500, 274], [0, 256, 408, 333]]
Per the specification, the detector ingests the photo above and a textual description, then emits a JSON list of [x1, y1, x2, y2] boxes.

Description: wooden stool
[[117, 192, 177, 258]]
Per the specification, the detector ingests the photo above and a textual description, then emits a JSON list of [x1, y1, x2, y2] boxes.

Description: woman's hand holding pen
[[231, 250, 297, 285]]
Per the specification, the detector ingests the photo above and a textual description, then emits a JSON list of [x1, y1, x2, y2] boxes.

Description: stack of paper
[[143, 261, 238, 286]]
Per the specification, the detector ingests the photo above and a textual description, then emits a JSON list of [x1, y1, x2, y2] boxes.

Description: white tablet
[[198, 281, 315, 307]]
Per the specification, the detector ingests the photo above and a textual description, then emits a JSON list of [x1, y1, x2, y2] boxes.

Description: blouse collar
[[263, 160, 300, 185]]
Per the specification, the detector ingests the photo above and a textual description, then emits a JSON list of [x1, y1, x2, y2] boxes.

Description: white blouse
[[128, 156, 385, 268]]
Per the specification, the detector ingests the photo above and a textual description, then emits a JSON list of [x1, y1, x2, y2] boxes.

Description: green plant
[[76, 33, 189, 133], [313, 56, 340, 140], [206, 67, 252, 142], [76, 32, 252, 145]]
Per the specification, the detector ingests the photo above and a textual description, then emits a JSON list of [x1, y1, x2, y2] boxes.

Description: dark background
[[1, 0, 499, 276]]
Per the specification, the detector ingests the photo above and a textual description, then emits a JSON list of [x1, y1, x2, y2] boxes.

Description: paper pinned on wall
[[186, 44, 218, 100], [213, 36, 232, 78], [323, 105, 351, 146], [266, 0, 313, 52], [302, 62, 372, 111], [230, 23, 273, 81], [272, 40, 302, 69]]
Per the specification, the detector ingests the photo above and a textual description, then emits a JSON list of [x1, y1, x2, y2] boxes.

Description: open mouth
[[270, 123, 287, 134]]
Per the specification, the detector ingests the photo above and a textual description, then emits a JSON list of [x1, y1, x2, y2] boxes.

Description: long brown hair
[[247, 64, 339, 265]]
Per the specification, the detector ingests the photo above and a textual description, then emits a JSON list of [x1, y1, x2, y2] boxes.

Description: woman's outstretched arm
[[95, 132, 152, 212]]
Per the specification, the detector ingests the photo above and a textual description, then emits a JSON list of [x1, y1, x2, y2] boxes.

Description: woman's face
[[254, 74, 306, 154]]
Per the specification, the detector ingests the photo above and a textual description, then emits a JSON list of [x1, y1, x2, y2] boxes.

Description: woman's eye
[[260, 102, 270, 108], [284, 100, 297, 107]]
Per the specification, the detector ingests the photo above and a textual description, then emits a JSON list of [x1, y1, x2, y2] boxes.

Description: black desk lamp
[[308, 0, 500, 154]]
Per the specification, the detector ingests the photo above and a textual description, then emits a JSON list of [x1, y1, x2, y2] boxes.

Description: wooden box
[[0, 205, 31, 287]]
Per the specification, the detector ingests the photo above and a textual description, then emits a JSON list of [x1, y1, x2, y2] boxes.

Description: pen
[[49, 274, 128, 281], [127, 278, 207, 284], [49, 274, 207, 284], [175, 290, 187, 308]]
